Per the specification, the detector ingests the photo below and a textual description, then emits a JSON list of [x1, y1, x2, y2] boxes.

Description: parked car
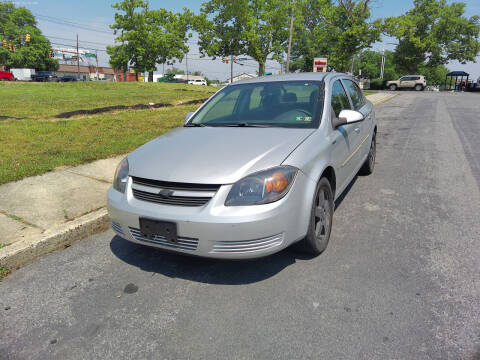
[[59, 75, 79, 82], [386, 75, 426, 91], [108, 73, 376, 259], [188, 79, 207, 86], [31, 71, 58, 82], [0, 70, 15, 81]]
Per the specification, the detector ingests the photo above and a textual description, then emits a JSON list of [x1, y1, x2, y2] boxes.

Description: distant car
[[31, 71, 58, 82], [59, 75, 78, 82], [386, 75, 426, 91], [188, 79, 207, 86], [0, 70, 15, 81]]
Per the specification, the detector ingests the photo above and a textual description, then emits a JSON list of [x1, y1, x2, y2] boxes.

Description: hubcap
[[314, 189, 330, 243]]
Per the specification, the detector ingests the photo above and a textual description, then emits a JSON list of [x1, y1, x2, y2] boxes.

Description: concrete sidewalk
[[0, 92, 397, 269]]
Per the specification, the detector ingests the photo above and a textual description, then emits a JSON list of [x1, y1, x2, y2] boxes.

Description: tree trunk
[[258, 61, 265, 76], [148, 71, 154, 82]]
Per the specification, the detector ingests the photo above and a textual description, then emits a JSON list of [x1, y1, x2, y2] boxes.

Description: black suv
[[31, 71, 58, 82]]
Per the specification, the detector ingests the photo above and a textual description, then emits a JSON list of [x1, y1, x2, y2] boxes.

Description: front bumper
[[107, 172, 314, 259]]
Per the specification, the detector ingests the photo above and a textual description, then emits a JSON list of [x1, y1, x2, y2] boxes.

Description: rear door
[[342, 79, 373, 171]]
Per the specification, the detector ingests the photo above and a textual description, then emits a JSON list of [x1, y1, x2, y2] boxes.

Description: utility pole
[[230, 55, 233, 83], [380, 49, 385, 79], [76, 34, 80, 79], [186, 53, 189, 81], [350, 54, 355, 75], [95, 50, 99, 81], [286, 0, 295, 73]]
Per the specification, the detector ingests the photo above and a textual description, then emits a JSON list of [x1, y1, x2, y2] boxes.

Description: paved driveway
[[1, 92, 479, 360]]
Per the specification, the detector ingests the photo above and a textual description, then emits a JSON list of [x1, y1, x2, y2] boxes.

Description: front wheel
[[389, 84, 397, 91], [296, 178, 334, 256], [360, 132, 376, 175]]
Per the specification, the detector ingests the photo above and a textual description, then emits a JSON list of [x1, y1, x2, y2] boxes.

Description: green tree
[[291, 0, 381, 72], [108, 0, 190, 82], [0, 3, 58, 70], [197, 0, 291, 75], [353, 50, 398, 80], [385, 0, 480, 74]]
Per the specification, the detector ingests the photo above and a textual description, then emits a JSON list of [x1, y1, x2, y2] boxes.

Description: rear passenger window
[[331, 80, 351, 117], [343, 79, 365, 110]]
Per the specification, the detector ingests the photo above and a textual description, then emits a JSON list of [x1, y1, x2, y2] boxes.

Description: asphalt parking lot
[[1, 91, 479, 360]]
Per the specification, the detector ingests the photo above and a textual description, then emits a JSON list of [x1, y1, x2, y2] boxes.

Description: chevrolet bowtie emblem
[[158, 189, 174, 198]]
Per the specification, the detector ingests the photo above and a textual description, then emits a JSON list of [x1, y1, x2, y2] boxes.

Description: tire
[[414, 84, 423, 91], [360, 132, 376, 175], [389, 84, 397, 91], [296, 177, 334, 256]]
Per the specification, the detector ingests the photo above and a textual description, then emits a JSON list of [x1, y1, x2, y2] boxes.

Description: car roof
[[231, 72, 347, 86]]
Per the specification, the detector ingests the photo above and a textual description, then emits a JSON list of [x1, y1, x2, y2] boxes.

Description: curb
[[368, 93, 398, 106], [0, 208, 109, 270]]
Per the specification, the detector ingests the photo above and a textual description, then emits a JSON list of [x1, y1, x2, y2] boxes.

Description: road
[[1, 92, 479, 360]]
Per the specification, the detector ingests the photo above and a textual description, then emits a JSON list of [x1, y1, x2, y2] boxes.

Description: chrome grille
[[131, 176, 220, 207], [111, 221, 125, 236], [211, 233, 284, 253], [129, 227, 199, 251]]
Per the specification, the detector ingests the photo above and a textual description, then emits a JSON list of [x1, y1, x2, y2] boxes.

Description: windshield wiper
[[220, 122, 269, 128], [184, 123, 208, 127]]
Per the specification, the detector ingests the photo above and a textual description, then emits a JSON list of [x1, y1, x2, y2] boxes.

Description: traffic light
[[25, 34, 30, 43], [8, 42, 12, 51], [49, 48, 54, 57], [1, 39, 6, 48], [233, 56, 237, 62], [13, 44, 16, 52]]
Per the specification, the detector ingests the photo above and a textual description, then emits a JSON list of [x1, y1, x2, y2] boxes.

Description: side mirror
[[185, 112, 194, 122], [333, 110, 364, 128]]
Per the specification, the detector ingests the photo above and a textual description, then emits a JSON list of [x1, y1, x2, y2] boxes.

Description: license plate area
[[139, 218, 177, 243]]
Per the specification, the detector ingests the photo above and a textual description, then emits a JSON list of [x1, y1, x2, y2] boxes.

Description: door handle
[[354, 128, 360, 133]]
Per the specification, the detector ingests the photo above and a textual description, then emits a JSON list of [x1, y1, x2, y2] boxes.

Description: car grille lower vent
[[129, 227, 199, 251], [131, 176, 220, 207]]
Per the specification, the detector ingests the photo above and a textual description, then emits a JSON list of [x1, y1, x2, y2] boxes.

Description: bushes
[[369, 78, 387, 90]]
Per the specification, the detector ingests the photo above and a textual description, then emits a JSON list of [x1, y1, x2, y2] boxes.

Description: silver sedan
[[107, 72, 376, 259]]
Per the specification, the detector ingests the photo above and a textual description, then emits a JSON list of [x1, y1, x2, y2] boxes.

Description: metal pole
[[230, 55, 233, 83], [286, 0, 295, 73], [380, 49, 385, 79], [186, 53, 189, 82], [76, 34, 80, 79], [95, 50, 99, 81]]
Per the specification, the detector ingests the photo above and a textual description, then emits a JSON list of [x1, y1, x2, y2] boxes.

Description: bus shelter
[[444, 71, 469, 91]]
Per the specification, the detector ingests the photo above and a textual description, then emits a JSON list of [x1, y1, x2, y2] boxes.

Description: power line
[[34, 13, 114, 35], [45, 35, 110, 47]]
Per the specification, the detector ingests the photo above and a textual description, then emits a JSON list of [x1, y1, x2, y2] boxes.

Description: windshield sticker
[[295, 116, 313, 122]]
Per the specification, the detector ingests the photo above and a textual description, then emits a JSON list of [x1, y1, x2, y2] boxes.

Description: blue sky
[[14, 0, 480, 79]]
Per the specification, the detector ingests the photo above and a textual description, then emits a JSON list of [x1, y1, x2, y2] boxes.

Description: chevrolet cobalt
[[107, 73, 376, 259]]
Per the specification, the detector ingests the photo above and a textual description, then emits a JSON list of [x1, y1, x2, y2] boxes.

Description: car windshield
[[187, 81, 323, 128]]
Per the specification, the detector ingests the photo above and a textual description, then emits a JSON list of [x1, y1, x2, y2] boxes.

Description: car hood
[[128, 127, 314, 184]]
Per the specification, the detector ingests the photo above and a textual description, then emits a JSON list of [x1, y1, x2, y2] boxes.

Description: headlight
[[225, 166, 297, 206], [113, 157, 129, 193]]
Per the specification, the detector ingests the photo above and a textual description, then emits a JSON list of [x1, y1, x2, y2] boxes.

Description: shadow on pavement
[[110, 235, 315, 285]]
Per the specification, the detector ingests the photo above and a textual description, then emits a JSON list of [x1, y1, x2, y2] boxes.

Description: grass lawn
[[0, 81, 216, 184], [0, 81, 216, 119], [363, 91, 376, 96]]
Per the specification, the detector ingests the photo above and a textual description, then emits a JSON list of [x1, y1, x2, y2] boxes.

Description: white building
[[227, 73, 257, 84]]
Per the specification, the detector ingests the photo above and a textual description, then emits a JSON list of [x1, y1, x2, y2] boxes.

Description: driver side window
[[331, 80, 351, 118]]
